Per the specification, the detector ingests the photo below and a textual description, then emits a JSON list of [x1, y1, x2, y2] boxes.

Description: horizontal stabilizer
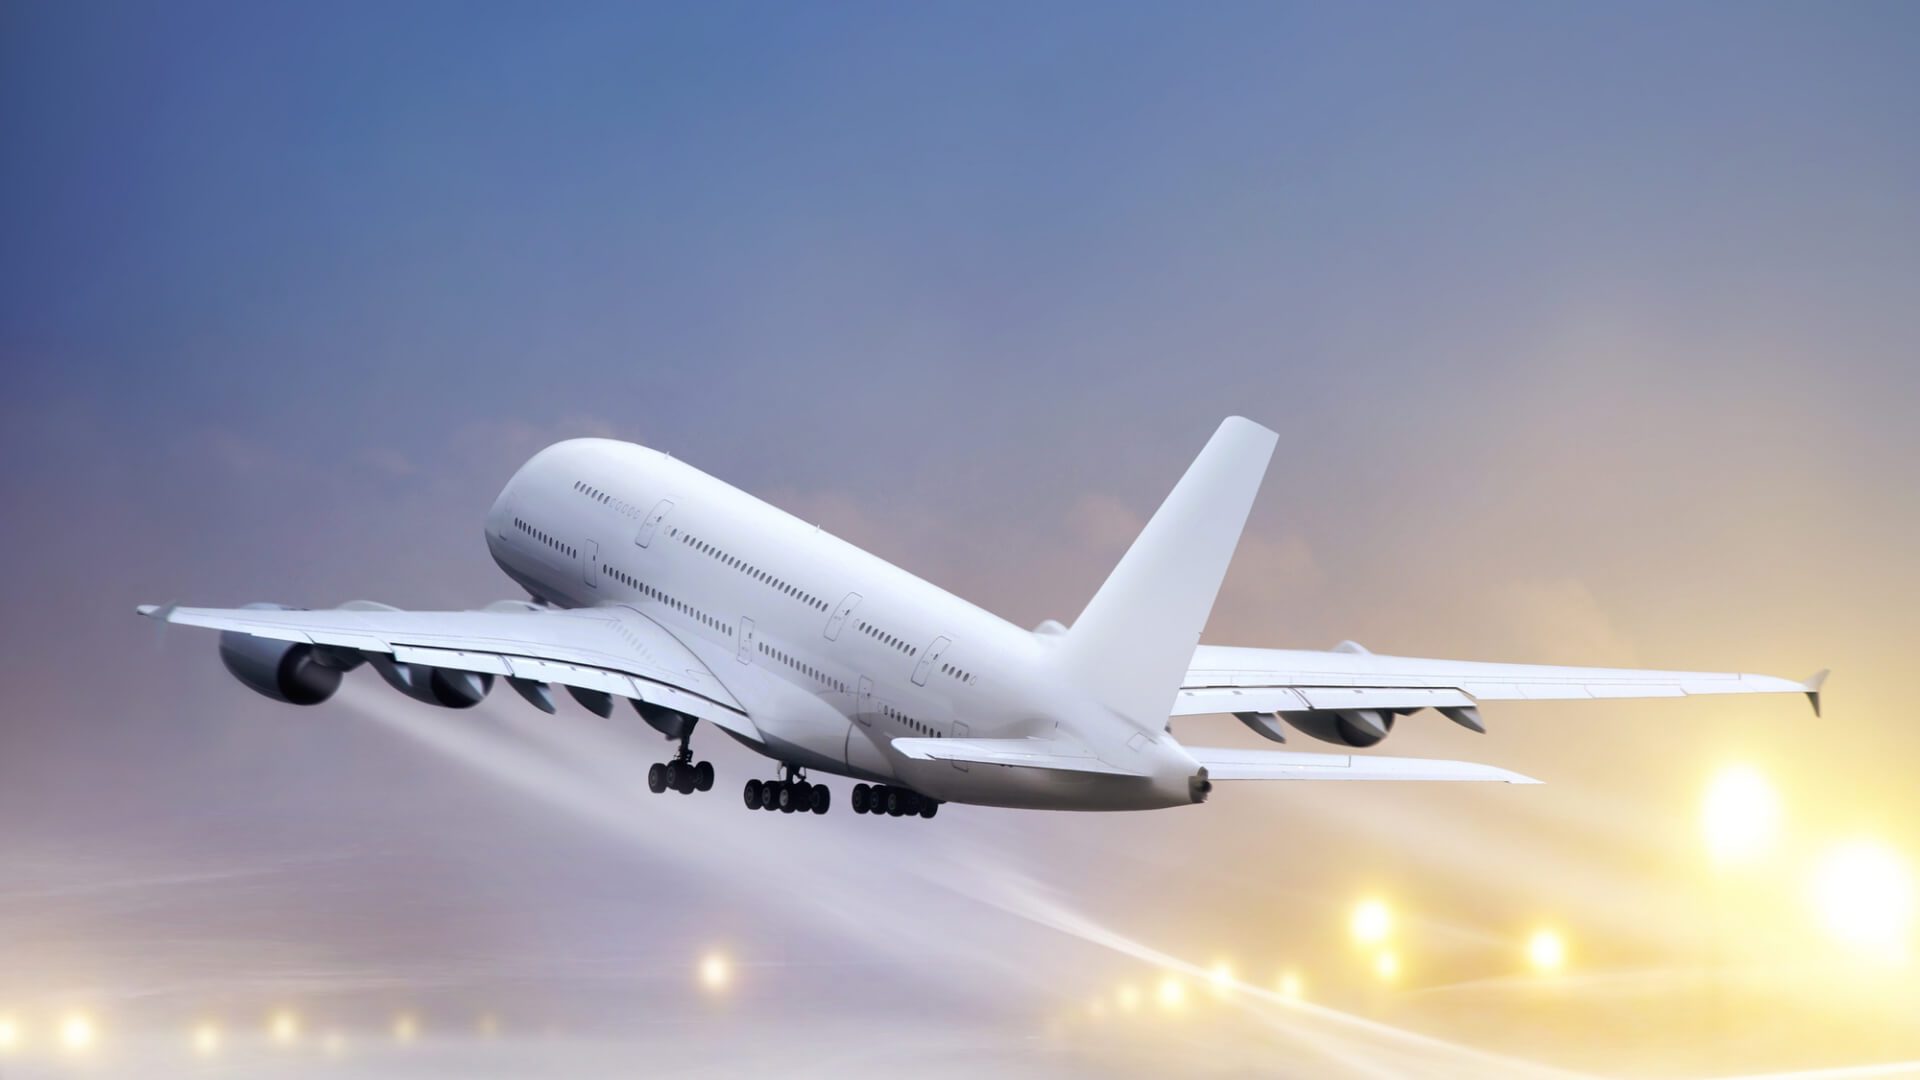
[[891, 737, 1146, 776], [1185, 746, 1539, 784]]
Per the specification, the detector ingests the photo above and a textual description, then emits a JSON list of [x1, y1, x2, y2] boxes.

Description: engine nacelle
[[370, 655, 494, 709], [1280, 709, 1397, 748], [217, 601, 347, 705]]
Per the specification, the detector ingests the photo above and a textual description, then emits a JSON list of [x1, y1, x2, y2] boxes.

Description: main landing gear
[[851, 783, 939, 819], [743, 765, 830, 815], [647, 735, 714, 796]]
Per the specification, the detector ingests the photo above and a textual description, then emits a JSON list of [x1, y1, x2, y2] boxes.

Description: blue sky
[[2, 4, 1918, 1075]]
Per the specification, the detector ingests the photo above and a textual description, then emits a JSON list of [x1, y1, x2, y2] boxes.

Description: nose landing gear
[[646, 735, 713, 795], [743, 765, 830, 815]]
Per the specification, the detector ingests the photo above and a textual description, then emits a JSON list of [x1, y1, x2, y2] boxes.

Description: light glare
[[1374, 951, 1400, 982], [269, 1009, 299, 1045], [59, 1013, 95, 1053], [0, 1016, 18, 1051], [1351, 899, 1392, 945], [1277, 970, 1304, 1003], [699, 952, 731, 992], [1527, 929, 1566, 973], [1156, 975, 1185, 1010], [1811, 839, 1915, 957], [192, 1022, 220, 1056]]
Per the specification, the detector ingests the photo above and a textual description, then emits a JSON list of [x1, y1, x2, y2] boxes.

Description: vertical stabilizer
[[1057, 417, 1277, 728]]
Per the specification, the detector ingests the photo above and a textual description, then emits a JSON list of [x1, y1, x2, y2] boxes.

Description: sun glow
[[192, 1022, 220, 1056], [1156, 975, 1186, 1010], [59, 1013, 95, 1053], [1526, 928, 1566, 974], [699, 952, 731, 992], [1702, 764, 1782, 866], [1277, 970, 1304, 1003], [1374, 951, 1400, 983], [0, 1016, 18, 1051]]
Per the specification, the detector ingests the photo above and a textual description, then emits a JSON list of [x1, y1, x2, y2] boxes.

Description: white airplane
[[140, 417, 1825, 819]]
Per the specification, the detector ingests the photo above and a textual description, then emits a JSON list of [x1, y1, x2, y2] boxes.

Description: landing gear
[[744, 765, 831, 815], [648, 735, 713, 796], [851, 783, 939, 820]]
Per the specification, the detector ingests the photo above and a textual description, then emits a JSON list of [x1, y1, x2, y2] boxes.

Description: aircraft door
[[737, 618, 756, 663], [636, 499, 674, 548], [856, 676, 873, 726], [825, 592, 861, 641], [911, 635, 952, 687], [584, 540, 600, 587]]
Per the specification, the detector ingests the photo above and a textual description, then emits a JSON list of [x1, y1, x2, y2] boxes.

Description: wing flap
[[1186, 746, 1539, 784]]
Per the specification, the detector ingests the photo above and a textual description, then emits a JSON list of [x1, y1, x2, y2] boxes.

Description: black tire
[[764, 784, 781, 811], [676, 769, 697, 795], [885, 789, 903, 816], [647, 762, 667, 794], [900, 791, 921, 816], [744, 779, 762, 809], [694, 760, 715, 792], [920, 800, 937, 819], [794, 781, 813, 807], [851, 784, 870, 814], [811, 785, 830, 815], [665, 761, 685, 790], [777, 784, 795, 812]]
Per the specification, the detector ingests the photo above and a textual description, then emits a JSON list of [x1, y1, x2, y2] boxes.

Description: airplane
[[139, 417, 1826, 820]]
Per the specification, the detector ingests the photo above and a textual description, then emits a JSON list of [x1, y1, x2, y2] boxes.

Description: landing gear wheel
[[777, 784, 796, 812], [810, 785, 830, 815], [920, 800, 938, 819], [648, 762, 667, 794], [851, 784, 870, 814], [664, 761, 684, 790], [793, 780, 813, 808], [885, 789, 904, 817], [763, 783, 781, 811], [694, 761, 715, 792], [744, 778, 763, 809]]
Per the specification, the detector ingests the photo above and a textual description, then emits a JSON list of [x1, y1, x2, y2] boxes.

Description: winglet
[[1803, 668, 1830, 718]]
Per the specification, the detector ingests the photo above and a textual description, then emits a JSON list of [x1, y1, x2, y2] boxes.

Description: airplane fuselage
[[483, 438, 1203, 810]]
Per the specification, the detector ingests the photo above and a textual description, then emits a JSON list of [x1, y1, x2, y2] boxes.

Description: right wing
[[1185, 746, 1539, 784], [137, 602, 759, 740]]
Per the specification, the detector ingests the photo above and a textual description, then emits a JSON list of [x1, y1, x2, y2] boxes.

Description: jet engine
[[1280, 709, 1398, 748], [369, 656, 493, 709], [217, 603, 363, 706]]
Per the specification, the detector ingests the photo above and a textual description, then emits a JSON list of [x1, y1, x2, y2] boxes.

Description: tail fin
[[1056, 416, 1277, 729]]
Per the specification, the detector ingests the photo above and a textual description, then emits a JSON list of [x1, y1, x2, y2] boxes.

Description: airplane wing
[[137, 602, 759, 740], [890, 736, 1149, 776], [1177, 642, 1827, 722], [1184, 746, 1538, 784]]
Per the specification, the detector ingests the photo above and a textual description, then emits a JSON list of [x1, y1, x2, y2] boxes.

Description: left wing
[[1177, 642, 1826, 725], [137, 602, 758, 740]]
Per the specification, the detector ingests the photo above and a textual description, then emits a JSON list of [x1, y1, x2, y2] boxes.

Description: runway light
[[192, 1022, 220, 1056], [1702, 764, 1781, 865], [392, 1013, 419, 1043], [1277, 970, 1304, 1003], [1116, 984, 1141, 1012], [1156, 975, 1186, 1010], [1374, 951, 1400, 983], [1352, 899, 1392, 945], [0, 1015, 18, 1051], [699, 952, 731, 992], [1811, 839, 1915, 958], [1208, 960, 1236, 996], [1527, 929, 1566, 974], [59, 1012, 95, 1053], [269, 1009, 299, 1045]]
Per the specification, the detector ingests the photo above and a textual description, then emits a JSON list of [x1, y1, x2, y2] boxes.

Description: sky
[[2, 2, 1919, 1076]]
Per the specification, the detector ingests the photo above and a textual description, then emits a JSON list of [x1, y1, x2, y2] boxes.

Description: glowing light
[[392, 1013, 419, 1043], [1351, 899, 1392, 945], [192, 1022, 221, 1056], [0, 1015, 19, 1051], [1115, 984, 1141, 1012], [1811, 839, 1915, 957], [1277, 970, 1304, 1003], [59, 1012, 95, 1053], [1208, 960, 1236, 996], [1374, 951, 1400, 983], [323, 1031, 347, 1057], [1527, 929, 1566, 974], [1156, 975, 1186, 1010], [1702, 764, 1782, 865], [269, 1009, 300, 1045], [699, 951, 731, 992]]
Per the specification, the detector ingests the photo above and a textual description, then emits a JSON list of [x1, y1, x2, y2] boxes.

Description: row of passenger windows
[[572, 479, 640, 520], [671, 527, 831, 613], [881, 703, 943, 738], [613, 566, 732, 637], [757, 641, 848, 693], [856, 620, 917, 656], [938, 662, 977, 685], [513, 517, 576, 559]]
